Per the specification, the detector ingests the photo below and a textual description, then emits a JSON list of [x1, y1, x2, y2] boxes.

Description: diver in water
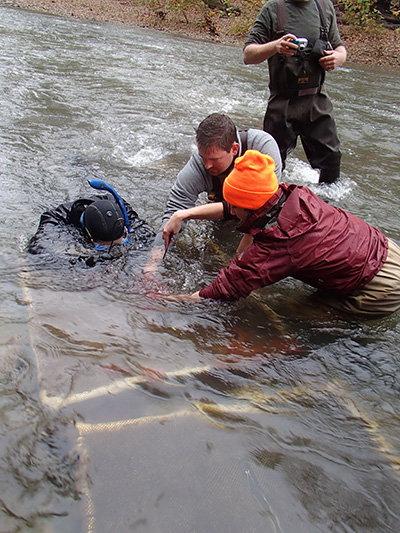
[[28, 180, 155, 267]]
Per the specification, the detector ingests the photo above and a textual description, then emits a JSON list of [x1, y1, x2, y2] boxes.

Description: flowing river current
[[0, 5, 400, 532]]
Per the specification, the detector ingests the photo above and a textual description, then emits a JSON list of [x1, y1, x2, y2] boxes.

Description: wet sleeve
[[222, 201, 234, 220], [123, 199, 139, 222], [124, 199, 156, 248], [198, 246, 269, 300], [43, 203, 71, 226], [27, 203, 71, 254], [199, 236, 295, 300]]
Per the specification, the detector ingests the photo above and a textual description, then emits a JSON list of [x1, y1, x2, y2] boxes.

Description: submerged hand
[[143, 248, 163, 278], [162, 212, 182, 249], [163, 291, 202, 303]]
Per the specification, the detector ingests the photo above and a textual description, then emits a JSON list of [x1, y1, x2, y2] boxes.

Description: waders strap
[[313, 0, 329, 38], [239, 130, 248, 154], [276, 0, 285, 34], [298, 87, 319, 96]]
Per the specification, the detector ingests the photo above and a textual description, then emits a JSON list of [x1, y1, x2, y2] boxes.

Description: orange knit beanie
[[223, 150, 278, 210]]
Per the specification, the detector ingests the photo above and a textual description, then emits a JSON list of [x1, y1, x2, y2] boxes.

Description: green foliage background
[[145, 0, 399, 37]]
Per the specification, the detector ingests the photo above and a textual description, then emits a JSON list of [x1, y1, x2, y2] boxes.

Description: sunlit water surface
[[0, 6, 400, 532]]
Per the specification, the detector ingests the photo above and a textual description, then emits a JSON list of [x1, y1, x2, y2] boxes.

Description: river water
[[0, 5, 400, 532]]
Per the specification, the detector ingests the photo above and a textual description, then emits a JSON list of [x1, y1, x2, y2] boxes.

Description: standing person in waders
[[243, 0, 347, 184]]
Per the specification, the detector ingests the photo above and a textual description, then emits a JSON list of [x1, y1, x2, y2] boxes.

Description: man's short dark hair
[[196, 113, 237, 153]]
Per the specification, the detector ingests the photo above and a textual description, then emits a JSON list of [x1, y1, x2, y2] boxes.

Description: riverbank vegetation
[[3, 0, 400, 67], [154, 0, 400, 32]]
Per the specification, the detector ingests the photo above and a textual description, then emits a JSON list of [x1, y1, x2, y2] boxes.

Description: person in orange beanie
[[222, 149, 279, 210], [154, 148, 280, 266], [171, 150, 400, 318]]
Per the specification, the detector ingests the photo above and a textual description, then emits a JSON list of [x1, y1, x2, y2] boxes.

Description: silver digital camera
[[292, 38, 308, 51]]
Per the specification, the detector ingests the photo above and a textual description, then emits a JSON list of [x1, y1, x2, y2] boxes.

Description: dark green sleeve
[[244, 1, 276, 48], [325, 0, 343, 49]]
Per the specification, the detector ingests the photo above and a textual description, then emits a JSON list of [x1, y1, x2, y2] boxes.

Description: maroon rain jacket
[[199, 184, 388, 301]]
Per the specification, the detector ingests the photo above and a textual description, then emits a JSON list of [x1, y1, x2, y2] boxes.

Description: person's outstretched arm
[[162, 202, 225, 249]]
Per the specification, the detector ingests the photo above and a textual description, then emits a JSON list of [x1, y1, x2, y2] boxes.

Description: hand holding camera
[[291, 38, 308, 51]]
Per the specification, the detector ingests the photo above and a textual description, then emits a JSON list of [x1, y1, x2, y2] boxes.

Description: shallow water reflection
[[1, 5, 400, 532]]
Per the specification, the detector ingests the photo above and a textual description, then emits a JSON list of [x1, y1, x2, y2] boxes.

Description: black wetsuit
[[28, 193, 155, 267]]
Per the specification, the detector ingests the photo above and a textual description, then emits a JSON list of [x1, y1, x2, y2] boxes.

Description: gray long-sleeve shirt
[[154, 128, 282, 247]]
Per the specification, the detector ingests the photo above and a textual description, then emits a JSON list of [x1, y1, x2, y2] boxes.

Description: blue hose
[[88, 179, 130, 233]]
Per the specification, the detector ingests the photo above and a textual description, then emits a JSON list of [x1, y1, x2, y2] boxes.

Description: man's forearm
[[243, 42, 276, 64], [173, 202, 224, 223], [244, 33, 300, 64], [161, 202, 225, 250], [143, 247, 163, 274], [334, 45, 347, 67]]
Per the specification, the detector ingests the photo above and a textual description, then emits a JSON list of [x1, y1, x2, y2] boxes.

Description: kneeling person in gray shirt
[[146, 113, 282, 271]]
